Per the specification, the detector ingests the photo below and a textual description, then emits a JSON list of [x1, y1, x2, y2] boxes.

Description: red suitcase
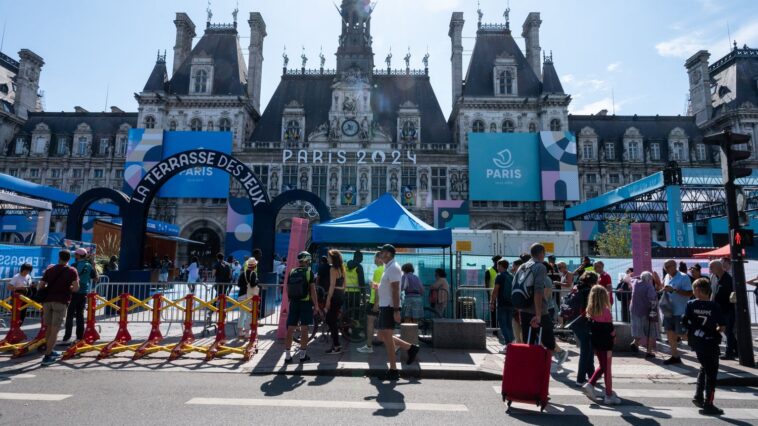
[[501, 328, 552, 412]]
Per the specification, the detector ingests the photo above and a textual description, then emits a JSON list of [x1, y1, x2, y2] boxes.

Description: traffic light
[[704, 131, 753, 184], [731, 228, 754, 252]]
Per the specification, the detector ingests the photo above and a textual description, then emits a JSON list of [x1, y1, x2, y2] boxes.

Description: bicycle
[[339, 288, 369, 344]]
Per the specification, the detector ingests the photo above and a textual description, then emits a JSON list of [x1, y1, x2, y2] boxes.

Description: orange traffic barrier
[[0, 293, 29, 352]]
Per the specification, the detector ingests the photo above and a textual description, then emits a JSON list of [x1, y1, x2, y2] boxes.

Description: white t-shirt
[[10, 273, 32, 289], [378, 260, 402, 307], [187, 262, 199, 283]]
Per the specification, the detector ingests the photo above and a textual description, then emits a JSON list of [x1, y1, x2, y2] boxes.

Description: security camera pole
[[704, 130, 755, 368]]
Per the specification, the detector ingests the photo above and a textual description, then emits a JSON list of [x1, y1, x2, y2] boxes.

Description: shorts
[[158, 272, 169, 282], [377, 307, 398, 330], [402, 295, 423, 318], [366, 302, 379, 317], [663, 315, 685, 334], [42, 302, 67, 328], [287, 299, 314, 327]]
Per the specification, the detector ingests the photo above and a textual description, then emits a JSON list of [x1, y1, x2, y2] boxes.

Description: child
[[682, 278, 726, 416], [582, 285, 620, 405]]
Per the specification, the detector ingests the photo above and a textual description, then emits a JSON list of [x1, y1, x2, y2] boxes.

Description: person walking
[[284, 252, 321, 363], [324, 249, 347, 354], [490, 258, 513, 351], [661, 259, 693, 365], [187, 256, 200, 293], [400, 263, 424, 323], [158, 256, 172, 285], [236, 258, 258, 338], [358, 252, 384, 354], [486, 255, 502, 329], [630, 271, 660, 358], [376, 244, 420, 380], [62, 248, 96, 345], [517, 244, 566, 367], [569, 271, 596, 386], [6, 263, 34, 324], [709, 259, 737, 360], [212, 253, 233, 298], [429, 268, 450, 318], [594, 261, 613, 306], [38, 250, 79, 365], [344, 250, 366, 314], [682, 278, 726, 415], [582, 285, 621, 405]]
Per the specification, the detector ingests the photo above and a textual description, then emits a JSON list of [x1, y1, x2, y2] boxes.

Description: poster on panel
[[539, 131, 580, 201], [468, 133, 541, 201]]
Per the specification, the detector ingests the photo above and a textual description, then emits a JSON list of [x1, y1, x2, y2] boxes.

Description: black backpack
[[287, 268, 311, 300], [216, 261, 233, 283]]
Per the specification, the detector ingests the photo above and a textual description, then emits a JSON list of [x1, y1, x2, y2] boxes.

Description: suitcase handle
[[527, 326, 543, 346]]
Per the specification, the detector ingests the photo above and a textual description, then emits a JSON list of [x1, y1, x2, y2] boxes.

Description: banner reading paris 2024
[[123, 130, 233, 198], [468, 131, 579, 202]]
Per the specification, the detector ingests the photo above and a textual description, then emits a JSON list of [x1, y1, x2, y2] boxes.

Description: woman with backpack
[[237, 258, 259, 338], [324, 249, 347, 354], [568, 271, 597, 387], [630, 271, 659, 358]]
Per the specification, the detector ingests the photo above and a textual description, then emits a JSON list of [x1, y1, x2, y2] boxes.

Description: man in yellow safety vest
[[485, 255, 502, 328], [344, 250, 366, 314]]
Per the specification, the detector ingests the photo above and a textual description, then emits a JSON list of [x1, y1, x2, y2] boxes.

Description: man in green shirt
[[357, 252, 384, 353], [283, 252, 322, 363]]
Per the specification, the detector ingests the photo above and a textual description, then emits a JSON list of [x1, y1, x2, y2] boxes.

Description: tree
[[595, 217, 633, 257]]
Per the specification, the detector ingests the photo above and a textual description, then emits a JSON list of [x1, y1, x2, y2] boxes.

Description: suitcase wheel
[[505, 400, 512, 414]]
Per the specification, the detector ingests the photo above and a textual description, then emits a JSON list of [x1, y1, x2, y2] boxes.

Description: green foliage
[[595, 217, 633, 257]]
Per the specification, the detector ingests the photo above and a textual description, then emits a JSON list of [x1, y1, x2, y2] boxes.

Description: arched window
[[550, 119, 562, 131], [502, 120, 515, 133], [169, 120, 177, 131], [528, 122, 537, 133], [285, 120, 301, 141], [499, 71, 506, 95], [472, 120, 485, 133], [190, 118, 203, 132], [505, 71, 513, 95], [219, 118, 231, 132], [144, 116, 155, 129], [207, 120, 214, 131], [194, 69, 208, 93]]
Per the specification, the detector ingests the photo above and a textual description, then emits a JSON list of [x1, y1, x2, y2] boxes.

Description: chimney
[[521, 12, 542, 80], [110, 106, 124, 113], [74, 106, 88, 113], [247, 12, 267, 112], [173, 12, 196, 75], [13, 49, 44, 120], [449, 12, 465, 104], [685, 50, 712, 126]]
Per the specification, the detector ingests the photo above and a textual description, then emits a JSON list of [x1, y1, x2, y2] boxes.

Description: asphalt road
[[1, 369, 757, 425]]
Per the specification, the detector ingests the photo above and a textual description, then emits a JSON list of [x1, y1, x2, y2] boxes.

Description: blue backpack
[[511, 263, 535, 309]]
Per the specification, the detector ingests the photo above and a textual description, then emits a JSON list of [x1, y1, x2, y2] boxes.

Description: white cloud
[[655, 34, 707, 58], [570, 98, 616, 115], [561, 74, 575, 83], [696, 0, 723, 14], [563, 76, 609, 92], [655, 19, 758, 59], [606, 62, 621, 72]]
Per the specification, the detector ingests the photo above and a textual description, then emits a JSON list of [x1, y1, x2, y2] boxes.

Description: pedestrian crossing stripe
[[186, 397, 468, 412], [507, 404, 758, 420], [0, 392, 71, 401], [492, 385, 758, 400]]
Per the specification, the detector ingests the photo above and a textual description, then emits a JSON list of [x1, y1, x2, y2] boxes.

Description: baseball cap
[[297, 251, 312, 261], [75, 248, 88, 256], [378, 244, 396, 255]]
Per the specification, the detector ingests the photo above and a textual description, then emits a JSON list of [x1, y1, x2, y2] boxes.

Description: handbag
[[658, 291, 673, 317]]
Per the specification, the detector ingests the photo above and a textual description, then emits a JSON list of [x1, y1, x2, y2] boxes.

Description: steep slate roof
[[541, 61, 564, 94], [20, 112, 137, 134], [167, 26, 247, 96], [251, 73, 454, 144], [143, 58, 168, 92], [462, 28, 542, 98], [710, 47, 758, 117]]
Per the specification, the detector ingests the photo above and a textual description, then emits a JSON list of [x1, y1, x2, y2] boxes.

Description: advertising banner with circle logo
[[468, 132, 541, 201]]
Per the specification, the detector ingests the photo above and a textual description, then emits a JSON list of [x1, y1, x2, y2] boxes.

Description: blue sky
[[1, 0, 756, 117]]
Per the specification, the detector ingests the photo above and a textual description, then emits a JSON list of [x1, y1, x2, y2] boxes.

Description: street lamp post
[[704, 130, 755, 368]]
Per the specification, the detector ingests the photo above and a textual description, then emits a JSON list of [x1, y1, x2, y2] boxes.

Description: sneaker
[[384, 369, 400, 381], [574, 380, 587, 388], [356, 345, 374, 354], [582, 383, 600, 400], [325, 347, 342, 354], [555, 349, 569, 366], [500, 347, 508, 355], [604, 394, 622, 405], [699, 404, 724, 416], [663, 356, 682, 365], [692, 397, 704, 408], [299, 355, 311, 363], [41, 352, 60, 366], [406, 344, 420, 365]]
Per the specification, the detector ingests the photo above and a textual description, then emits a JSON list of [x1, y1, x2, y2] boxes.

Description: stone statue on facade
[[422, 52, 429, 69], [282, 49, 289, 69], [385, 50, 392, 69], [319, 49, 326, 69], [343, 96, 356, 113], [404, 50, 411, 69], [301, 47, 308, 69]]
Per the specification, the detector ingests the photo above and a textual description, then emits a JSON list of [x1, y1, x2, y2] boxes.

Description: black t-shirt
[[494, 271, 513, 307], [683, 299, 724, 350], [317, 263, 331, 292], [213, 261, 232, 283]]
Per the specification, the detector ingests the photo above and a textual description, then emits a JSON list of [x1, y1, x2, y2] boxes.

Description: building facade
[[1, 3, 757, 258]]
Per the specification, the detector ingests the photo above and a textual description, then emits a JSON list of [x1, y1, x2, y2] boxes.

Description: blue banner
[[0, 245, 61, 279], [159, 132, 233, 198], [468, 133, 541, 201]]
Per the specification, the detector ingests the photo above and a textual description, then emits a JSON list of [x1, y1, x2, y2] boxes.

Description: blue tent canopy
[[312, 194, 452, 247]]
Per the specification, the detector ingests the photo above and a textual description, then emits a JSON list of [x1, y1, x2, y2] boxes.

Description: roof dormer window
[[190, 58, 213, 95], [493, 56, 517, 97], [194, 69, 208, 93]]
